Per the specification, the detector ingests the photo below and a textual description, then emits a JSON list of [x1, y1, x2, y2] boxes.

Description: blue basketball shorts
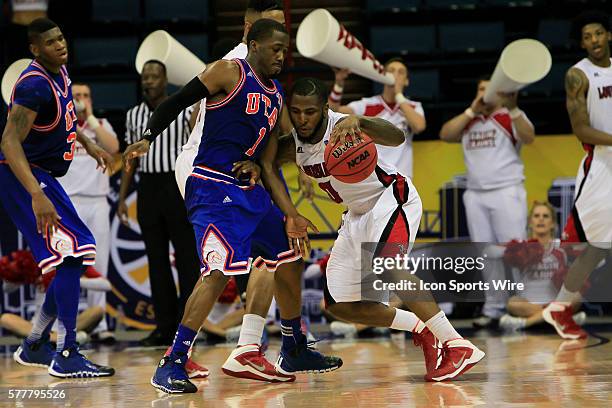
[[0, 163, 96, 274], [186, 165, 299, 276]]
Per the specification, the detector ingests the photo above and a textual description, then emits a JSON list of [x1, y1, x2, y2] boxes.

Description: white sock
[[390, 308, 421, 332], [237, 314, 265, 346], [555, 284, 579, 305], [424, 311, 462, 344]]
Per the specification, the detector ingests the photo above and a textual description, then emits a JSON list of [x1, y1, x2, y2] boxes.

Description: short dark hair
[[247, 0, 283, 12], [571, 10, 609, 42], [27, 18, 59, 44], [143, 59, 167, 76], [246, 18, 288, 44], [290, 77, 328, 105], [384, 57, 407, 69]]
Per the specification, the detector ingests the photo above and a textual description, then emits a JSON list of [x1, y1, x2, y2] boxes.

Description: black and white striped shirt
[[125, 102, 193, 173]]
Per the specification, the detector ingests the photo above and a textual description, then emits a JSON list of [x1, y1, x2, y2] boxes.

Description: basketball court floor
[[2, 325, 612, 407]]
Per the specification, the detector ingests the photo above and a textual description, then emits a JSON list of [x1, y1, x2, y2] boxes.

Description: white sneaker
[[499, 314, 526, 332], [330, 321, 357, 338]]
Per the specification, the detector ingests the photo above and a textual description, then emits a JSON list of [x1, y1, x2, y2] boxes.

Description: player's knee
[[204, 269, 230, 288]]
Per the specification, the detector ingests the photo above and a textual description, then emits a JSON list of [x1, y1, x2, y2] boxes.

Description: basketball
[[324, 132, 377, 183]]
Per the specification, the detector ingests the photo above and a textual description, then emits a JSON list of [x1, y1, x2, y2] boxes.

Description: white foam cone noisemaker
[[297, 9, 394, 85], [483, 39, 552, 104], [135, 30, 206, 86], [2, 59, 32, 105]]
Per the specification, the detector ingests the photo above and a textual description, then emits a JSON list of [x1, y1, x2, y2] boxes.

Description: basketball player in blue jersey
[[0, 18, 114, 378], [124, 19, 341, 394]]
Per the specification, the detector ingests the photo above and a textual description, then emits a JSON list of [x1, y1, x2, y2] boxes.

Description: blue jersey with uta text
[[0, 60, 78, 177], [193, 59, 283, 175]]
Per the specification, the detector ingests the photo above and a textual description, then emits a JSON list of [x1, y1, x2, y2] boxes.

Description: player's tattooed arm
[[0, 104, 40, 195], [1, 104, 60, 236], [566, 67, 612, 145]]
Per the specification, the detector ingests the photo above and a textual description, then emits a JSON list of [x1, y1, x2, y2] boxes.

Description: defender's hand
[[232, 160, 261, 185], [123, 140, 150, 171], [285, 214, 319, 256]]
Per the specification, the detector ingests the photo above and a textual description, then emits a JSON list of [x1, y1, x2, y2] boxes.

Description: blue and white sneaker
[[14, 338, 55, 367], [151, 355, 198, 394], [275, 341, 343, 375], [48, 347, 115, 378]]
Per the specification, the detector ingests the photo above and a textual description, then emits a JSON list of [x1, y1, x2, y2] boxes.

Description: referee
[[118, 60, 199, 346]]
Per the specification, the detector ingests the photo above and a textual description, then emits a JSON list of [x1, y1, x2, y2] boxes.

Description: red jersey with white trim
[[348, 95, 424, 178], [1, 61, 77, 177], [293, 110, 416, 214], [461, 108, 530, 190]]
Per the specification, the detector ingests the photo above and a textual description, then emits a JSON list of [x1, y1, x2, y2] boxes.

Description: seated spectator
[[499, 201, 585, 331]]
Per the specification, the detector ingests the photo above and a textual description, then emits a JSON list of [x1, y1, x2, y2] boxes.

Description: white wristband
[[86, 115, 100, 130], [395, 93, 408, 105], [464, 108, 475, 119], [509, 107, 523, 120], [333, 83, 344, 94]]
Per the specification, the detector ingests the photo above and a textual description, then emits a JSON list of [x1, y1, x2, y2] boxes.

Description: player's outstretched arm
[[0, 104, 60, 236], [330, 115, 403, 146], [566, 67, 612, 146], [123, 59, 240, 169], [259, 129, 317, 255]]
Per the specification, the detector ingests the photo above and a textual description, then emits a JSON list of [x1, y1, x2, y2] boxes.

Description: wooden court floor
[[1, 331, 612, 407]]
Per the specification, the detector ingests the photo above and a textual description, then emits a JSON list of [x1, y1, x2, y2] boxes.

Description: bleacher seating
[[92, 0, 140, 23], [370, 26, 436, 56], [72, 37, 139, 69], [144, 0, 208, 23], [439, 22, 504, 53], [89, 81, 139, 111]]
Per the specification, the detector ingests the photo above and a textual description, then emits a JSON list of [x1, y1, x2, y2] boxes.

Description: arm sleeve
[[143, 77, 210, 142], [12, 76, 54, 112]]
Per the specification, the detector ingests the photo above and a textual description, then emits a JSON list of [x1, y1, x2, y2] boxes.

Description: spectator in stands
[[57, 82, 119, 344], [499, 201, 585, 331], [118, 60, 199, 347], [328, 57, 426, 178], [439, 78, 535, 329]]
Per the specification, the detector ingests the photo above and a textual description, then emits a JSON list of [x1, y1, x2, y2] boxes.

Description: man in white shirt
[[58, 82, 119, 343], [440, 78, 535, 327], [328, 57, 426, 178]]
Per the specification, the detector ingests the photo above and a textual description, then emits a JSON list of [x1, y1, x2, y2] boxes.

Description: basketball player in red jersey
[[259, 77, 485, 382], [542, 11, 612, 340]]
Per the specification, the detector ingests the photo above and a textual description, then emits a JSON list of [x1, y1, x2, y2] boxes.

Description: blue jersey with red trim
[[0, 61, 78, 178], [194, 59, 283, 175]]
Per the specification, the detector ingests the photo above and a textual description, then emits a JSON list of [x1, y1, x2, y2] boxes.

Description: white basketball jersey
[[348, 95, 424, 178], [573, 58, 612, 157], [293, 110, 401, 214], [461, 108, 529, 190], [57, 118, 116, 197], [182, 42, 248, 152]]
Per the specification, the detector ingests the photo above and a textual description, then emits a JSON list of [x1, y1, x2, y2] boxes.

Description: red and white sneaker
[[413, 327, 442, 375], [222, 344, 296, 382], [164, 346, 209, 379], [425, 338, 485, 382], [542, 302, 588, 340]]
